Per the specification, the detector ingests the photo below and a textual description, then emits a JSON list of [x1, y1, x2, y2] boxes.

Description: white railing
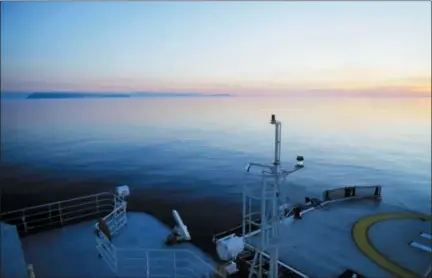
[[94, 197, 223, 278], [95, 197, 127, 274], [95, 235, 223, 277], [96, 229, 118, 274], [116, 248, 222, 278], [103, 199, 128, 237], [0, 192, 117, 234], [0, 191, 223, 278]]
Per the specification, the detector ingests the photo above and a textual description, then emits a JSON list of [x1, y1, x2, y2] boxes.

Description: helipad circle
[[352, 213, 432, 278]]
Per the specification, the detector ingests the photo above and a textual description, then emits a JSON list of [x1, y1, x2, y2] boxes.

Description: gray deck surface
[[369, 217, 431, 277], [20, 212, 215, 278], [246, 199, 432, 278], [0, 222, 29, 278]]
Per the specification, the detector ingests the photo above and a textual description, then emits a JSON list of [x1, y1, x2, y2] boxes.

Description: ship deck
[[19, 212, 216, 278], [246, 198, 432, 278], [0, 222, 28, 278]]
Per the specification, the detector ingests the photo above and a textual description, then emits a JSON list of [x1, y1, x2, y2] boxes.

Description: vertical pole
[[274, 123, 279, 165], [273, 122, 281, 166], [260, 176, 267, 278], [278, 124, 282, 164], [49, 204, 52, 224], [269, 201, 279, 278], [270, 118, 281, 278], [22, 211, 27, 233], [59, 203, 63, 226], [123, 202, 127, 227], [272, 180, 277, 238], [248, 196, 252, 234], [242, 182, 246, 236], [114, 208, 118, 233]]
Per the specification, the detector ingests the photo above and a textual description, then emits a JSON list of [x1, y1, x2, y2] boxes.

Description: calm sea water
[[1, 97, 431, 255]]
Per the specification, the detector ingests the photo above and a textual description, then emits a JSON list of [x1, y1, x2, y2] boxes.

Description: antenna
[[243, 114, 304, 278], [271, 114, 281, 166]]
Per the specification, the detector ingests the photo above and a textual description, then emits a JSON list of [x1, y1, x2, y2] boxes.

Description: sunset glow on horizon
[[1, 1, 431, 97]]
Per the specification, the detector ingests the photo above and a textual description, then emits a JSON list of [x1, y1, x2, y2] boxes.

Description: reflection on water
[[1, 97, 431, 255]]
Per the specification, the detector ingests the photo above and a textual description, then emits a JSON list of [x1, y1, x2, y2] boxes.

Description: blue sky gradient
[[1, 1, 430, 96]]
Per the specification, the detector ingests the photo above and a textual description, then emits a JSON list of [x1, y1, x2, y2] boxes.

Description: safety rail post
[[123, 202, 127, 227], [114, 208, 118, 234], [22, 210, 27, 233], [58, 203, 63, 226], [96, 195, 99, 214], [48, 204, 52, 224]]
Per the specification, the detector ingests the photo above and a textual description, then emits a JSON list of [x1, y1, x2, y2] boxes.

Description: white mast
[[243, 114, 304, 278]]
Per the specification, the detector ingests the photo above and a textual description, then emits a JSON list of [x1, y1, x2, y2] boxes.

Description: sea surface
[[1, 97, 431, 256]]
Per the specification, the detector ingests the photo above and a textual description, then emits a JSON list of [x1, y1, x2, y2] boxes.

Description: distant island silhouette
[[24, 92, 232, 99]]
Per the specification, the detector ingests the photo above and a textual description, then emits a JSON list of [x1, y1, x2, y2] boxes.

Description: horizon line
[[1, 91, 430, 99]]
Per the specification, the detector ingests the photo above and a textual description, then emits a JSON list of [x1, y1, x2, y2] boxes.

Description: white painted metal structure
[[95, 188, 129, 273], [93, 186, 222, 277], [0, 187, 223, 278], [212, 114, 431, 278], [172, 209, 191, 241], [243, 114, 304, 278], [0, 192, 119, 233]]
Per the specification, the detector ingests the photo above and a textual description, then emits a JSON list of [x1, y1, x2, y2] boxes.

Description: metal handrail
[[0, 192, 117, 234], [94, 198, 223, 278], [96, 225, 118, 273], [1, 191, 222, 278], [94, 197, 127, 274], [115, 248, 224, 278], [0, 192, 114, 216]]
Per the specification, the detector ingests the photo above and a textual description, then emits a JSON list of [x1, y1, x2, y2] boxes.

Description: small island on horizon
[[22, 92, 232, 99]]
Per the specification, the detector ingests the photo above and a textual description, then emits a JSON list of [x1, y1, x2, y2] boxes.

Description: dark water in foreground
[[1, 97, 431, 256]]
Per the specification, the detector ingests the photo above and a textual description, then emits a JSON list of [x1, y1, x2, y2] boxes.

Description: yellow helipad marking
[[352, 213, 432, 278]]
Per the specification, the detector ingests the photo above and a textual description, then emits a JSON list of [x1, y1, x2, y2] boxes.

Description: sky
[[1, 1, 431, 97]]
